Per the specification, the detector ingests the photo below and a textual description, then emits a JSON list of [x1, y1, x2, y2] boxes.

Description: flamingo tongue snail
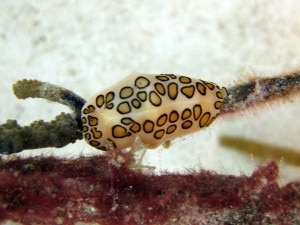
[[81, 73, 227, 151]]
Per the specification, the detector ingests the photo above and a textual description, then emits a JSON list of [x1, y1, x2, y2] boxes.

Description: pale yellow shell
[[81, 73, 227, 150]]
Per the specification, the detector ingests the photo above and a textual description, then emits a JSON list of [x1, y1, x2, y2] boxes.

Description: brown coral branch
[[13, 79, 86, 122], [221, 70, 300, 114], [0, 113, 82, 154], [0, 79, 86, 154]]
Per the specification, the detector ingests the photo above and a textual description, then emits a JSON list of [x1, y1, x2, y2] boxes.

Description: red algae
[[0, 156, 299, 225]]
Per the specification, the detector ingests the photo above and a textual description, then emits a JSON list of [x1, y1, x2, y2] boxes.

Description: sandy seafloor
[[0, 0, 299, 194]]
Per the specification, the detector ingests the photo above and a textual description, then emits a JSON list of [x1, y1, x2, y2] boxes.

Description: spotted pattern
[[168, 82, 178, 100], [112, 125, 130, 138], [91, 128, 102, 139], [137, 91, 147, 102], [143, 120, 155, 133], [155, 83, 166, 95], [106, 103, 114, 110], [135, 76, 150, 89], [96, 95, 105, 108], [193, 104, 202, 120], [82, 126, 88, 132], [154, 129, 165, 139], [182, 120, 193, 129], [90, 140, 100, 147], [117, 101, 131, 114], [84, 133, 91, 140], [83, 105, 95, 114], [88, 116, 98, 126], [120, 86, 134, 99], [157, 114, 168, 126], [181, 85, 195, 98], [199, 112, 211, 127], [129, 122, 140, 133], [121, 117, 141, 133], [166, 124, 177, 134], [106, 92, 114, 102], [203, 81, 215, 90], [169, 110, 179, 123], [214, 101, 223, 109], [156, 75, 169, 81], [216, 91, 223, 99], [104, 92, 114, 109], [182, 108, 192, 120], [166, 74, 177, 79], [179, 76, 192, 84], [131, 99, 141, 109], [196, 82, 206, 95], [149, 91, 162, 106], [82, 73, 227, 150]]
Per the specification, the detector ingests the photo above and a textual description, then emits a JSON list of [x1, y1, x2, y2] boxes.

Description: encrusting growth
[[0, 155, 299, 225]]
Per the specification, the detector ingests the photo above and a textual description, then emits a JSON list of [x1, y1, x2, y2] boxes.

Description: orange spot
[[117, 102, 131, 114], [157, 114, 168, 126], [155, 83, 166, 95], [216, 91, 223, 99], [90, 140, 100, 147], [88, 116, 98, 126], [135, 76, 150, 89], [143, 120, 155, 133], [83, 105, 95, 114], [91, 128, 102, 139], [204, 82, 215, 90], [112, 125, 129, 138], [149, 91, 162, 106], [137, 91, 147, 102], [214, 101, 223, 109], [181, 85, 195, 98], [84, 133, 91, 140], [83, 126, 89, 132], [96, 95, 105, 108], [199, 112, 211, 127], [193, 104, 202, 120], [182, 108, 192, 120], [131, 99, 141, 109], [130, 122, 141, 133], [196, 82, 206, 95], [156, 75, 169, 81], [179, 76, 192, 84], [182, 120, 193, 129], [168, 83, 178, 100], [120, 87, 133, 99], [154, 129, 165, 139], [169, 110, 179, 123], [121, 117, 133, 125], [166, 125, 177, 134]]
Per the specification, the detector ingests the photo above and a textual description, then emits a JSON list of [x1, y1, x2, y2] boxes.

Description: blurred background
[[0, 0, 299, 183]]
